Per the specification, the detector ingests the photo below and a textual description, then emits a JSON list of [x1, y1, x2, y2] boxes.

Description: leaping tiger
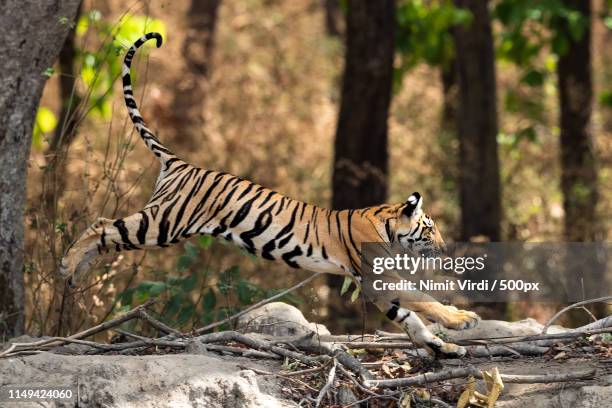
[[60, 33, 480, 357]]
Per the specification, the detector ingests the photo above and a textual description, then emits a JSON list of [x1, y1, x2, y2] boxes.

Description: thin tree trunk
[[43, 5, 81, 219], [0, 0, 82, 339], [557, 0, 602, 325], [439, 58, 459, 204], [171, 0, 221, 148], [452, 0, 501, 242], [452, 0, 503, 318], [557, 0, 598, 242], [330, 0, 395, 331], [323, 0, 343, 38]]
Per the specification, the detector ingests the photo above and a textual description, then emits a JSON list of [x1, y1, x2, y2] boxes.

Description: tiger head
[[394, 192, 446, 257]]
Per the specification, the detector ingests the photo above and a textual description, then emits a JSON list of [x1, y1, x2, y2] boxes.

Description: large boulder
[[0, 352, 294, 407], [237, 302, 330, 337]]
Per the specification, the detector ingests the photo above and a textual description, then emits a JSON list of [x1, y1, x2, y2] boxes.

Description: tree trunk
[[0, 0, 81, 338], [452, 0, 503, 319], [557, 0, 598, 242], [171, 0, 221, 148], [557, 0, 602, 325], [332, 0, 394, 211], [452, 0, 501, 242], [330, 0, 395, 331]]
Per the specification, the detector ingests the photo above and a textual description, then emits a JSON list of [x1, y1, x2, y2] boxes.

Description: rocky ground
[[1, 303, 611, 407]]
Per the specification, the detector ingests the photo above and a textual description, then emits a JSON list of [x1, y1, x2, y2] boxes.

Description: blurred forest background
[[0, 0, 610, 340]]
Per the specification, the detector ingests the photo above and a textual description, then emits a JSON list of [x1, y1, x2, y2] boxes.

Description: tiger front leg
[[374, 298, 467, 358]]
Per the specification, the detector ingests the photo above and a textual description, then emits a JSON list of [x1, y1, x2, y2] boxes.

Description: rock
[[0, 352, 294, 407], [237, 302, 330, 337], [429, 317, 567, 341]]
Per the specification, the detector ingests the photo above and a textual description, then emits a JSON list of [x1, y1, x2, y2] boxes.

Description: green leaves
[[520, 69, 545, 87], [340, 276, 352, 296], [394, 0, 471, 86], [599, 90, 612, 108], [73, 11, 167, 120]]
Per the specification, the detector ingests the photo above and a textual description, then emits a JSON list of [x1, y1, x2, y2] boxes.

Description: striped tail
[[122, 32, 175, 162]]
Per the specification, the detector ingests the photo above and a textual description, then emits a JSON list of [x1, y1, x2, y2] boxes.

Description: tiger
[[60, 32, 480, 357]]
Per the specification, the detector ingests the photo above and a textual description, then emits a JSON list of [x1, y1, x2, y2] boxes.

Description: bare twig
[[315, 358, 336, 407], [0, 300, 155, 357], [542, 296, 612, 334], [240, 365, 319, 392], [138, 309, 181, 335], [281, 366, 327, 377], [204, 344, 280, 359]]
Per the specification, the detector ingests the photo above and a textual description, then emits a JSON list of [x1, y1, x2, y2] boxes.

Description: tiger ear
[[402, 192, 423, 219]]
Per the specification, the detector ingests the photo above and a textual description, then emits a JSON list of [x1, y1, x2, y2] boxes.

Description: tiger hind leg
[[59, 210, 159, 282]]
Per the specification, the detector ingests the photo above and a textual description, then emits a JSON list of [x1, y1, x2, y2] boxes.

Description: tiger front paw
[[437, 306, 480, 330]]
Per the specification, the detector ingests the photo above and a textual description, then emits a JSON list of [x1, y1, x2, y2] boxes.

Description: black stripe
[[137, 211, 149, 244], [386, 305, 399, 320], [240, 206, 274, 255], [278, 233, 293, 249], [229, 190, 264, 228], [113, 219, 136, 249], [237, 182, 255, 200], [257, 190, 276, 209], [282, 245, 303, 268], [170, 171, 209, 238], [385, 219, 394, 242], [321, 246, 328, 259]]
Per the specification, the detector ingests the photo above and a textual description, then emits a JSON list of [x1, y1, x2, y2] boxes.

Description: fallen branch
[[365, 366, 596, 388], [0, 300, 155, 357], [201, 344, 280, 359], [196, 331, 327, 365], [500, 370, 596, 383]]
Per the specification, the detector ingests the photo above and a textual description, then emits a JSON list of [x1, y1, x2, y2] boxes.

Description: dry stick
[[200, 344, 280, 360], [332, 348, 375, 381], [138, 309, 181, 335], [0, 300, 155, 357], [315, 358, 337, 408], [499, 370, 596, 383], [542, 296, 612, 334], [336, 364, 398, 400], [193, 273, 323, 335], [196, 331, 327, 365], [336, 340, 547, 357], [365, 367, 596, 389], [240, 365, 319, 392], [281, 366, 327, 377], [113, 329, 186, 348]]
